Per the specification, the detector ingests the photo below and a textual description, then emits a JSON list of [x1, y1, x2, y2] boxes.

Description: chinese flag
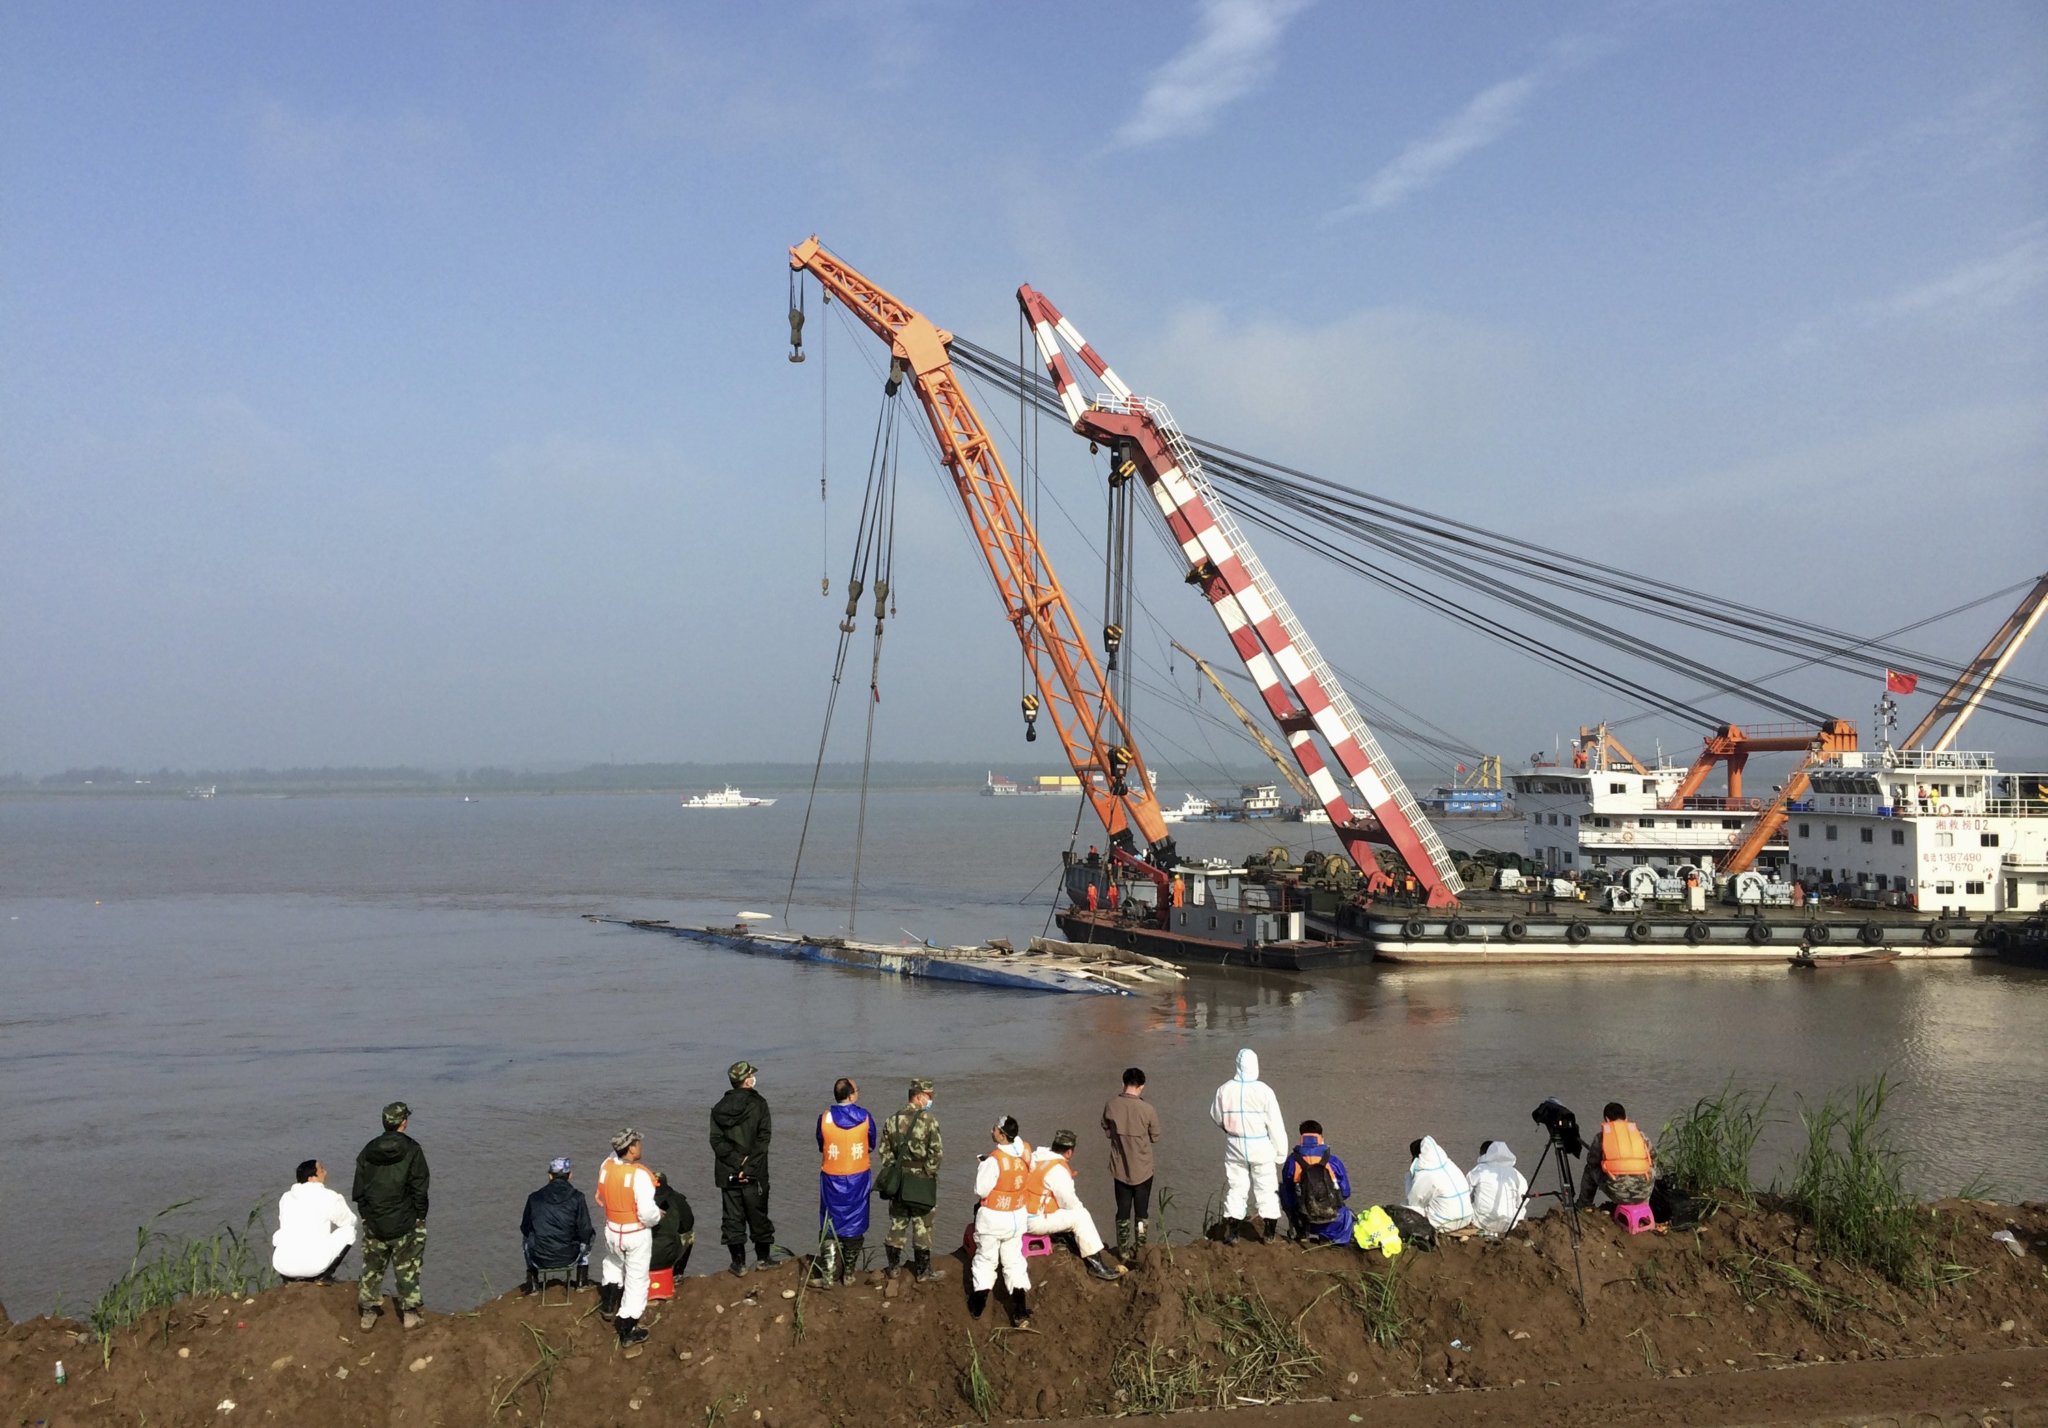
[[1885, 669, 1919, 695]]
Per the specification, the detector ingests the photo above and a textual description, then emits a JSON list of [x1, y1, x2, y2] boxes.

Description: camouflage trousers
[[358, 1224, 427, 1312], [886, 1207, 934, 1253]]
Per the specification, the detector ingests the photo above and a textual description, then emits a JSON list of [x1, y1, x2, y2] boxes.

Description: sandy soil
[[4, 1199, 2043, 1426]]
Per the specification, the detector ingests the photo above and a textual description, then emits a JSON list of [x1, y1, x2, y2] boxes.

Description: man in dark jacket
[[519, 1156, 594, 1293], [352, 1100, 429, 1331], [710, 1060, 784, 1276], [649, 1170, 695, 1278]]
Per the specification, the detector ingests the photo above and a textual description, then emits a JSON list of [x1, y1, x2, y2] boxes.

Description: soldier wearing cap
[[878, 1077, 944, 1282], [710, 1060, 784, 1276], [352, 1100, 429, 1332], [1026, 1130, 1129, 1282], [520, 1155, 594, 1295]]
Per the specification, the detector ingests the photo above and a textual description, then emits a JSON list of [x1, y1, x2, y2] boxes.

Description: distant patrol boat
[[680, 785, 777, 809]]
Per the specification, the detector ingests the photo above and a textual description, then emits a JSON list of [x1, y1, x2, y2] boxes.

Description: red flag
[[1885, 670, 1918, 695], [1455, 763, 1467, 774]]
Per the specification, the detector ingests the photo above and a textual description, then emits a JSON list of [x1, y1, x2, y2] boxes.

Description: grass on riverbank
[[85, 1201, 273, 1363], [1657, 1082, 1773, 1214]]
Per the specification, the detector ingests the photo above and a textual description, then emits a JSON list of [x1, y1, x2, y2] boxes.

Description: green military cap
[[1051, 1128, 1078, 1152], [382, 1100, 411, 1130], [909, 1077, 935, 1095], [728, 1060, 757, 1085]]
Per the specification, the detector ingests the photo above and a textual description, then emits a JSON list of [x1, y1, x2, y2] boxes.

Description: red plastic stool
[[1613, 1202, 1655, 1235], [646, 1266, 675, 1301]]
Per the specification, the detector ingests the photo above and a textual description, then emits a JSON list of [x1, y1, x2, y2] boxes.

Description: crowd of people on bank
[[269, 1055, 1657, 1357]]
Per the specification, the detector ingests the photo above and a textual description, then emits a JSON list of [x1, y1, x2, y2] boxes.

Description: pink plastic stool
[[1613, 1202, 1655, 1235], [1021, 1234, 1054, 1258]]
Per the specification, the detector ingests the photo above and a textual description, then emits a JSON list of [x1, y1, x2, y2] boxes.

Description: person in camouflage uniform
[[879, 1078, 944, 1282], [352, 1101, 429, 1330]]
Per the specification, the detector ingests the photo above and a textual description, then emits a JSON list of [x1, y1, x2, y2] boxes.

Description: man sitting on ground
[[1466, 1140, 1529, 1236], [1577, 1102, 1655, 1209], [272, 1160, 357, 1282], [1278, 1121, 1354, 1245], [520, 1156, 594, 1293], [650, 1170, 695, 1281], [1025, 1130, 1128, 1281], [1403, 1135, 1476, 1233]]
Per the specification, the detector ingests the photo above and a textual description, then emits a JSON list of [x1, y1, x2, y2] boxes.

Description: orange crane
[[1714, 720, 1859, 872], [786, 238, 1174, 873]]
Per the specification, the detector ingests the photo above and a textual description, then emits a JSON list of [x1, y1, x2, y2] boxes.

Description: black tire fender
[[1684, 921, 1710, 946], [1859, 921, 1885, 947], [1444, 918, 1470, 942], [1564, 920, 1592, 945], [1502, 917, 1528, 943], [1926, 922, 1953, 947], [1401, 917, 1427, 941], [1747, 922, 1773, 945], [1626, 919, 1653, 945], [1805, 922, 1831, 945]]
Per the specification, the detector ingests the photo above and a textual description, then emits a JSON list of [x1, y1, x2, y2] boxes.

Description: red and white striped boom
[[1020, 285, 1465, 906]]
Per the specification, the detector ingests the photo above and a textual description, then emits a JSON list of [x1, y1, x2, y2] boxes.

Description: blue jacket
[[1279, 1135, 1355, 1244], [519, 1178, 593, 1270], [817, 1104, 879, 1237]]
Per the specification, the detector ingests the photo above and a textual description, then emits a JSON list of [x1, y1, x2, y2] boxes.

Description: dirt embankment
[[5, 1200, 2045, 1427]]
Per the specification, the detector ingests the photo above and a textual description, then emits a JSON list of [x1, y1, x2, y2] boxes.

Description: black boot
[[674, 1245, 692, 1280], [1084, 1252, 1126, 1281], [840, 1236, 863, 1283], [728, 1245, 748, 1279], [1012, 1288, 1032, 1329], [598, 1283, 620, 1320], [810, 1239, 838, 1291], [1262, 1218, 1279, 1242], [754, 1241, 788, 1270], [1116, 1219, 1134, 1256], [616, 1315, 649, 1348], [1222, 1219, 1240, 1245], [521, 1270, 539, 1297], [884, 1245, 902, 1279], [967, 1288, 989, 1319], [912, 1249, 945, 1283]]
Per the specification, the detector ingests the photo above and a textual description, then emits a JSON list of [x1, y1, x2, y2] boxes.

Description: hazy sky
[[5, 2, 2044, 780]]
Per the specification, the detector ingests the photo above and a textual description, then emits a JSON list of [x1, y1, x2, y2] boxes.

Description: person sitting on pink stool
[[1576, 1103, 1655, 1211]]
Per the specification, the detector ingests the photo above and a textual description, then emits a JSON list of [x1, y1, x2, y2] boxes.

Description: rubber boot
[[912, 1249, 945, 1283], [616, 1315, 649, 1349], [598, 1283, 620, 1320], [1012, 1288, 1032, 1330], [967, 1287, 989, 1319], [754, 1241, 788, 1271], [884, 1245, 902, 1279], [1116, 1219, 1134, 1256], [1222, 1219, 1240, 1245], [840, 1236, 864, 1283], [811, 1239, 838, 1291], [1084, 1252, 1126, 1281], [521, 1270, 539, 1297], [728, 1245, 748, 1279], [1262, 1218, 1279, 1243], [1135, 1219, 1149, 1248]]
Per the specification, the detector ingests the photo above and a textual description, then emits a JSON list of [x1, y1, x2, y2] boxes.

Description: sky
[[4, 1, 2045, 782]]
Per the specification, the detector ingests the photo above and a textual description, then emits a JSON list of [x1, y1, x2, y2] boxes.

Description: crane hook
[[788, 271, 807, 363], [1021, 693, 1040, 743], [885, 358, 906, 397]]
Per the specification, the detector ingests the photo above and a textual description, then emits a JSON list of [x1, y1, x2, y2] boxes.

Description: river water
[[3, 791, 2042, 1314]]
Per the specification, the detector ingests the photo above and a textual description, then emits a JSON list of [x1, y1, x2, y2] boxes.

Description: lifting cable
[[818, 283, 830, 596], [783, 375, 903, 934]]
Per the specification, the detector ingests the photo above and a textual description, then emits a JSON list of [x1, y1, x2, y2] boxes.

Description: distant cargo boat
[[982, 771, 1086, 797], [680, 785, 776, 809]]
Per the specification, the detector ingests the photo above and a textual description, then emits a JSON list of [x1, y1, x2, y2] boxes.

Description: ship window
[[1798, 822, 1810, 837], [1676, 818, 1693, 829], [1723, 819, 1741, 830], [1981, 833, 2001, 847], [1860, 828, 1873, 843], [1934, 881, 1955, 895], [1530, 813, 1540, 825], [1610, 782, 1626, 794], [1965, 881, 1985, 896], [1825, 825, 1838, 841], [1235, 919, 1244, 934], [1563, 853, 1574, 864], [1593, 816, 1611, 828], [1594, 855, 1609, 868], [1639, 817, 1656, 828], [1208, 916, 1216, 930], [1891, 829, 1905, 845], [1547, 813, 1558, 825], [1936, 832, 1954, 848], [1563, 814, 1573, 826], [1641, 781, 1656, 794], [1873, 874, 1887, 890]]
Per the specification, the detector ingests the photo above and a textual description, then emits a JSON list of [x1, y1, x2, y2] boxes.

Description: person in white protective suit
[[272, 1159, 358, 1281], [1024, 1129, 1128, 1281], [1404, 1135, 1476, 1233], [969, 1116, 1036, 1327], [1209, 1048, 1288, 1243], [594, 1128, 662, 1354], [1466, 1140, 1529, 1236]]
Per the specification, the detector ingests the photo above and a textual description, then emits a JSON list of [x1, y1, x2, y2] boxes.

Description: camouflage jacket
[[878, 1104, 942, 1179]]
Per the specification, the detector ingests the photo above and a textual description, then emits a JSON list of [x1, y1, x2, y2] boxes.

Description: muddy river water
[[3, 791, 2042, 1312]]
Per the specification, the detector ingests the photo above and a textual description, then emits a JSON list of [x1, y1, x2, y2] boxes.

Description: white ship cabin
[[1510, 760, 1782, 875], [1785, 749, 2048, 914]]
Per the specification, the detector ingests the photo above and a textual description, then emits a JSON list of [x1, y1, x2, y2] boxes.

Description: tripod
[[1515, 1131, 1589, 1319]]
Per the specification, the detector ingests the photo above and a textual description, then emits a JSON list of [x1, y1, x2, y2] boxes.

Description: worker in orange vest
[[593, 1129, 662, 1353], [969, 1117, 1035, 1326], [1106, 881, 1121, 914], [1084, 882, 1099, 912], [1171, 877, 1186, 908], [1577, 1102, 1655, 1209], [1024, 1130, 1127, 1281]]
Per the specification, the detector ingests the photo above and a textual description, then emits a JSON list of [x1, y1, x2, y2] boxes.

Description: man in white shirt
[[272, 1160, 358, 1282], [1025, 1130, 1128, 1281]]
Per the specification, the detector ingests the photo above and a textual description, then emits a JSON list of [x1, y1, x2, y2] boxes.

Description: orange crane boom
[[787, 237, 1172, 858]]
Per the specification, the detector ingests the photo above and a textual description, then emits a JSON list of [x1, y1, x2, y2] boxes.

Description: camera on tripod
[[1531, 1097, 1585, 1159]]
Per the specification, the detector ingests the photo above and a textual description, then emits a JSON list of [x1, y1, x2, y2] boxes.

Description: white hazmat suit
[[1404, 1135, 1476, 1231], [597, 1155, 662, 1320], [1467, 1141, 1529, 1235], [970, 1140, 1033, 1293], [271, 1179, 358, 1280], [1209, 1048, 1287, 1222], [1024, 1146, 1107, 1258]]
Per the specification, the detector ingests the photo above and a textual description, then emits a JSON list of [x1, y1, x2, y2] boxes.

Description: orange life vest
[[980, 1141, 1034, 1214], [819, 1110, 871, 1177], [1600, 1120, 1652, 1178], [596, 1156, 647, 1229], [1024, 1154, 1063, 1215]]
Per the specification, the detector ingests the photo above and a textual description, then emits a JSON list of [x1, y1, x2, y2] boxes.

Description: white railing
[[1098, 394, 1463, 896]]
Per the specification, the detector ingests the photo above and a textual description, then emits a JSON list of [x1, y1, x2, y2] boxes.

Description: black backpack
[[1294, 1153, 1343, 1226]]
